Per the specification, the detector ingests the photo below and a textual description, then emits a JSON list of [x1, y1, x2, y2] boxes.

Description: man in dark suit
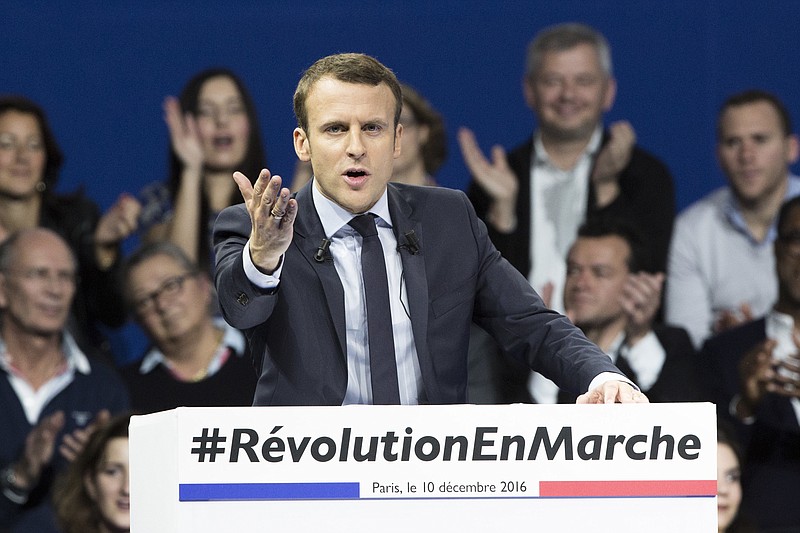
[[701, 195, 800, 531], [457, 23, 674, 403], [556, 216, 702, 404], [213, 52, 645, 407]]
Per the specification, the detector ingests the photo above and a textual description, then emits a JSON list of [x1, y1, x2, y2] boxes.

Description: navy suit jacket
[[701, 317, 800, 434], [213, 181, 620, 406], [702, 320, 800, 530], [558, 325, 703, 404]]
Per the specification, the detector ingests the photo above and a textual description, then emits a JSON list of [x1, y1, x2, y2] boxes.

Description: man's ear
[[786, 133, 800, 165], [294, 128, 311, 162], [522, 76, 537, 110], [198, 274, 214, 308], [602, 76, 617, 112], [393, 123, 403, 158]]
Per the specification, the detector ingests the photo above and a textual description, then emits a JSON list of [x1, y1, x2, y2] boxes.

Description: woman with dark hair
[[0, 95, 140, 357], [142, 68, 267, 272], [53, 413, 131, 533], [717, 423, 758, 533]]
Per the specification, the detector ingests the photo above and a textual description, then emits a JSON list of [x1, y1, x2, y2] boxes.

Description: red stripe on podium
[[539, 480, 716, 497]]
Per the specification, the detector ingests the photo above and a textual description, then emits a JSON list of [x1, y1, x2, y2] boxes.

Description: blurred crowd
[[0, 21, 797, 533]]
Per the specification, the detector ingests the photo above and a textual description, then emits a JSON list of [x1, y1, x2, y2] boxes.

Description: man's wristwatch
[[1, 465, 31, 503]]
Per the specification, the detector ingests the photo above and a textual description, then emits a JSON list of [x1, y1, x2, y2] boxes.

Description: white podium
[[130, 403, 717, 532]]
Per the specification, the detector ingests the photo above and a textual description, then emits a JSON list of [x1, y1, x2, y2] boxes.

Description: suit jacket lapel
[[293, 183, 348, 359], [387, 186, 440, 402]]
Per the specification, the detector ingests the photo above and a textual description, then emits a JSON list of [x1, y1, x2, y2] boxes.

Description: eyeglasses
[[132, 272, 194, 314], [0, 133, 44, 153]]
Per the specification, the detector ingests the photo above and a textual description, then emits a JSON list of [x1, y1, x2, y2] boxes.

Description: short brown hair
[[717, 89, 793, 140], [293, 53, 402, 133], [525, 23, 612, 80]]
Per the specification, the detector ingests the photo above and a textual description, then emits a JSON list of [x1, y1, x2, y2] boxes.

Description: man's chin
[[26, 326, 66, 339], [541, 122, 595, 143]]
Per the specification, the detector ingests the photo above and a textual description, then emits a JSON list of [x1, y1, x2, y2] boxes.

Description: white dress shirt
[[528, 127, 602, 404], [0, 332, 90, 424], [765, 310, 800, 423], [242, 182, 422, 404], [242, 182, 628, 404]]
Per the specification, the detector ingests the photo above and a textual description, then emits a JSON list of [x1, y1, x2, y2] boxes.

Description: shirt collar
[[312, 178, 393, 237], [63, 332, 91, 374], [724, 174, 800, 244], [533, 126, 603, 166], [0, 331, 90, 376], [138, 319, 246, 375]]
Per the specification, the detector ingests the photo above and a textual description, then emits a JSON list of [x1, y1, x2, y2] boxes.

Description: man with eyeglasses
[[0, 228, 129, 533], [120, 242, 255, 414], [701, 195, 800, 531], [667, 90, 800, 349]]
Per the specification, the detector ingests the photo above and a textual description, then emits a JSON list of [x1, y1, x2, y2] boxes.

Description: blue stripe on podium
[[179, 482, 360, 501]]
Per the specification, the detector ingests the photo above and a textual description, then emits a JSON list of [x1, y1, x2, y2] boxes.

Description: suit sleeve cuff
[[242, 238, 283, 289], [588, 372, 639, 393]]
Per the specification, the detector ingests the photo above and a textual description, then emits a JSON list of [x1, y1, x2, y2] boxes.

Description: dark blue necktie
[[348, 214, 401, 404]]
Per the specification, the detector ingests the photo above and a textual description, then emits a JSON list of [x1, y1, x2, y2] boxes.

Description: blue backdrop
[[3, 0, 799, 361]]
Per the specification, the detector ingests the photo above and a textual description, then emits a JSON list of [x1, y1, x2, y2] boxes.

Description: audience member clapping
[[0, 228, 129, 533], [141, 68, 267, 273]]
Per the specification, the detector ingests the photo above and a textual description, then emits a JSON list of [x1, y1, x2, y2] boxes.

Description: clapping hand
[[457, 127, 518, 232], [163, 96, 204, 172], [94, 193, 142, 268], [737, 336, 800, 420], [620, 272, 664, 346], [591, 121, 635, 208]]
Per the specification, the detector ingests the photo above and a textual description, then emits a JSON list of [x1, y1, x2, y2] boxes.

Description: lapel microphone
[[313, 238, 332, 262], [398, 230, 420, 255]]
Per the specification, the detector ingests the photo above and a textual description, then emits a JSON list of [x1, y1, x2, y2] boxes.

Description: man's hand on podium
[[576, 381, 649, 404]]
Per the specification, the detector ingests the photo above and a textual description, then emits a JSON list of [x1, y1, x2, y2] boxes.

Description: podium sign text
[[130, 403, 717, 531]]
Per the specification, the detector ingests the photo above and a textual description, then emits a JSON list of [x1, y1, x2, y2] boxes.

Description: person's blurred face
[[717, 101, 799, 208], [0, 230, 76, 338], [392, 105, 429, 178], [128, 253, 209, 345], [195, 76, 251, 172], [293, 77, 402, 214], [564, 235, 630, 329], [524, 43, 616, 143], [775, 204, 800, 310], [716, 442, 742, 532], [0, 110, 46, 199], [86, 437, 130, 533]]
